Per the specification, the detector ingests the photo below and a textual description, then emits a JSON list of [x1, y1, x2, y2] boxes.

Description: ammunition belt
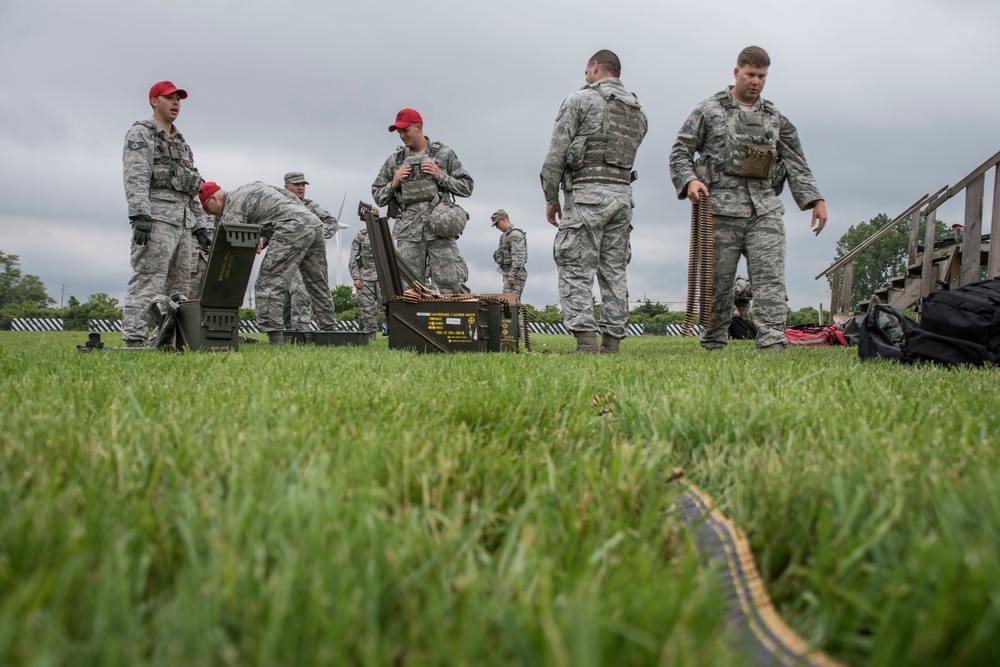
[[674, 473, 849, 667], [681, 194, 714, 336]]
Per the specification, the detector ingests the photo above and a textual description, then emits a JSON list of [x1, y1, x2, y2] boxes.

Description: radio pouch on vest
[[738, 144, 777, 179]]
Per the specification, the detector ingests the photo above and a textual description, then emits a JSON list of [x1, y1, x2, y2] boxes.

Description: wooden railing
[[817, 149, 1000, 315]]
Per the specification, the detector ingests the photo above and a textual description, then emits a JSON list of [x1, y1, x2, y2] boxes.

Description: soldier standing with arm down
[[371, 108, 473, 295], [269, 171, 340, 331], [541, 50, 648, 354], [199, 181, 337, 346], [122, 81, 212, 346], [490, 209, 528, 302], [349, 228, 385, 340], [669, 45, 827, 350]]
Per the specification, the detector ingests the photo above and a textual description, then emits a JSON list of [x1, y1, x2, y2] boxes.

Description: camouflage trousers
[[189, 245, 208, 300], [397, 238, 470, 295], [500, 268, 527, 301], [701, 211, 787, 350], [123, 222, 192, 341], [355, 280, 385, 333], [255, 224, 336, 334], [552, 185, 633, 338], [284, 271, 313, 331]]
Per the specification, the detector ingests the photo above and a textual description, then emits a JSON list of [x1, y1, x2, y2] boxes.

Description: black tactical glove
[[130, 216, 152, 246], [193, 228, 212, 254]]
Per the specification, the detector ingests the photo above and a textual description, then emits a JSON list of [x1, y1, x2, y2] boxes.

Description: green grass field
[[1, 331, 998, 666]]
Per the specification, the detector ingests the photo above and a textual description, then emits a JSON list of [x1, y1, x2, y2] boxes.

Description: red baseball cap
[[388, 108, 423, 132], [149, 81, 188, 100], [198, 182, 221, 208]]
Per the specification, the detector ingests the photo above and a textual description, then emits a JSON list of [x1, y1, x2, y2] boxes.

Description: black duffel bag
[[919, 278, 1000, 358], [858, 303, 917, 362], [903, 328, 996, 367]]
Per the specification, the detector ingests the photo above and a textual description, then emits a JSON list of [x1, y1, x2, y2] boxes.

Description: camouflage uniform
[[349, 228, 385, 334], [282, 198, 339, 331], [220, 182, 337, 334], [670, 87, 823, 349], [494, 227, 528, 300], [733, 275, 752, 318], [189, 213, 217, 300], [541, 77, 648, 339], [372, 139, 473, 294], [121, 117, 210, 342]]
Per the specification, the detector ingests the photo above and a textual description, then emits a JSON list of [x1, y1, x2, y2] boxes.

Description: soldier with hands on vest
[[490, 209, 528, 302], [271, 171, 340, 331], [199, 181, 338, 346], [541, 49, 648, 354], [670, 45, 827, 351], [371, 108, 473, 295], [349, 227, 385, 340], [121, 80, 212, 346]]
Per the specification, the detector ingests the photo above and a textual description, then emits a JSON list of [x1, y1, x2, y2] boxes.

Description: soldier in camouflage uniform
[[541, 50, 648, 354], [490, 209, 528, 301], [267, 171, 341, 331], [122, 81, 212, 345], [349, 228, 385, 339], [372, 108, 473, 295], [670, 46, 827, 350], [733, 275, 752, 318], [199, 181, 337, 345]]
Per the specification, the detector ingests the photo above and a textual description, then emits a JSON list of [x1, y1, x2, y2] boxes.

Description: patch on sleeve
[[127, 140, 146, 150]]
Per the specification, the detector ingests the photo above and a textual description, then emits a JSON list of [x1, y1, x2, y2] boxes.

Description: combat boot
[[267, 331, 285, 346], [600, 335, 622, 354], [124, 339, 145, 348], [571, 331, 599, 354]]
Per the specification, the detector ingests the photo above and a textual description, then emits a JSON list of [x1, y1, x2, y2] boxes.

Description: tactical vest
[[713, 92, 781, 181], [134, 119, 203, 196], [396, 141, 443, 206], [494, 228, 526, 270], [573, 86, 644, 185]]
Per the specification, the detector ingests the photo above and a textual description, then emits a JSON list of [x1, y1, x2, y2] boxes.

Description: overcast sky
[[2, 0, 998, 313]]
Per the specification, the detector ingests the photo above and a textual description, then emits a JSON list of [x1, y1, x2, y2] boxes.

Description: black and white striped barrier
[[9, 318, 65, 332]]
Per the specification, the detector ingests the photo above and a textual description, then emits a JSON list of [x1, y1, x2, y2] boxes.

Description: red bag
[[785, 324, 847, 346]]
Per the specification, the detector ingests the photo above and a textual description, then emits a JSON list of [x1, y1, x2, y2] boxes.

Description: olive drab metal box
[[176, 222, 262, 351], [359, 202, 520, 354]]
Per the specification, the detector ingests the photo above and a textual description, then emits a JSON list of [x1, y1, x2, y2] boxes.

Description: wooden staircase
[[818, 150, 1000, 318]]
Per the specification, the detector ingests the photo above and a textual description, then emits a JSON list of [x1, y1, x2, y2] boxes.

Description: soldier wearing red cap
[[121, 80, 212, 346], [371, 108, 473, 294], [199, 181, 338, 345]]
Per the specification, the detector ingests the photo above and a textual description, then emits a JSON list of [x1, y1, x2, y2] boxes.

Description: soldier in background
[[372, 108, 473, 295], [270, 171, 340, 331], [733, 275, 752, 318], [670, 45, 827, 351], [541, 50, 648, 354], [490, 209, 528, 302], [121, 80, 212, 346], [348, 227, 385, 340], [199, 181, 337, 345]]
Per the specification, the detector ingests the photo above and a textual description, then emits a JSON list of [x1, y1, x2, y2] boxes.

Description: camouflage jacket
[[219, 182, 318, 237], [493, 227, 528, 277], [669, 87, 823, 218], [733, 275, 752, 300], [371, 138, 474, 242], [303, 198, 339, 239], [540, 77, 649, 205], [349, 228, 378, 282], [122, 117, 209, 230]]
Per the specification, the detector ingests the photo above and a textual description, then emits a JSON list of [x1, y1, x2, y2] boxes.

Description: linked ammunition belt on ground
[[681, 194, 714, 336], [674, 472, 849, 667]]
